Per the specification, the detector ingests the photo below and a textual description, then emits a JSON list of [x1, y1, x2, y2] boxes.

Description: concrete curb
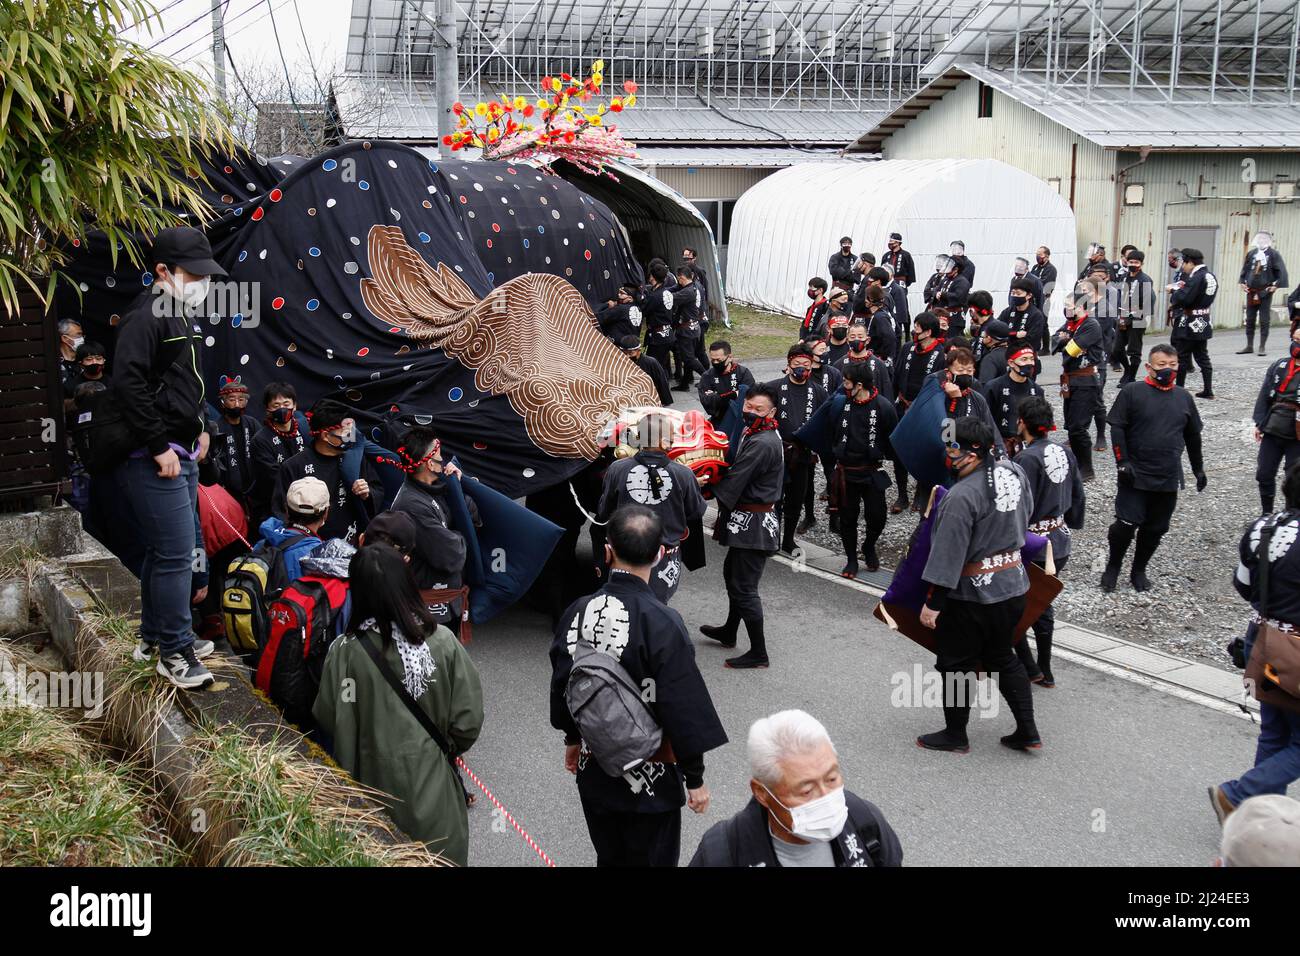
[[704, 504, 1256, 721], [29, 533, 415, 859]]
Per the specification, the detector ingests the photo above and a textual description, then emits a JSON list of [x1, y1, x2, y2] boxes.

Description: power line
[[124, 0, 189, 35], [266, 0, 319, 144], [146, 0, 222, 49], [163, 0, 290, 62], [292, 0, 328, 103]]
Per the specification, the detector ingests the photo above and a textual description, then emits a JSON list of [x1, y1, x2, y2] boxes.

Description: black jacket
[[391, 475, 479, 589], [881, 248, 916, 287], [828, 251, 858, 285], [1239, 247, 1289, 290], [634, 353, 674, 405], [690, 793, 903, 867], [111, 290, 207, 456]]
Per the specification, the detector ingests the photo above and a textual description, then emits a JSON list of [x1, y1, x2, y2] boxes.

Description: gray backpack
[[565, 638, 663, 777]]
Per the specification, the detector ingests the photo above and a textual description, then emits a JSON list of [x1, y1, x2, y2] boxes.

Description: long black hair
[[347, 543, 438, 646]]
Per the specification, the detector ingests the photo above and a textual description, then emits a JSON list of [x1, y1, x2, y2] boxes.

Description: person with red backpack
[[259, 477, 329, 581], [257, 538, 354, 733], [221, 478, 329, 659]]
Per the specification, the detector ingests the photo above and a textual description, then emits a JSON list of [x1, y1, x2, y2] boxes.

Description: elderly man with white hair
[[689, 710, 902, 867]]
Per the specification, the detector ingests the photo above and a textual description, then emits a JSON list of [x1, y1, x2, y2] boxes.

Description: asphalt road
[[459, 327, 1287, 868], [462, 534, 1266, 867]]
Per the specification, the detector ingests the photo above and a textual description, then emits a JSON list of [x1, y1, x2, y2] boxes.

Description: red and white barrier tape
[[456, 756, 556, 867]]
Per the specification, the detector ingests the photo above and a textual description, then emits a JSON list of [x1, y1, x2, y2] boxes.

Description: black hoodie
[[111, 289, 206, 456]]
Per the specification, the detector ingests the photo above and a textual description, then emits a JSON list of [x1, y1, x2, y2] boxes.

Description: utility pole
[[436, 0, 457, 147], [211, 0, 227, 105]]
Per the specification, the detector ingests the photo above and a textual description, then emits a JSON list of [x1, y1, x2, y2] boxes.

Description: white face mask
[[170, 271, 210, 309], [763, 783, 849, 843], [69, 335, 84, 349], [1255, 234, 1272, 251]]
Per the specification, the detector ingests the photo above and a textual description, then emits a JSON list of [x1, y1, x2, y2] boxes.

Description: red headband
[[1009, 346, 1036, 363], [385, 438, 442, 474]]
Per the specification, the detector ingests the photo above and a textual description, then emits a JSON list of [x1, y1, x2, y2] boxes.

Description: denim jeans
[[116, 456, 198, 656], [1221, 702, 1300, 805]]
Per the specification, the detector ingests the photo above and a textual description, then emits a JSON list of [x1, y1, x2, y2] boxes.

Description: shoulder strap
[[355, 629, 454, 758], [1259, 518, 1277, 619]]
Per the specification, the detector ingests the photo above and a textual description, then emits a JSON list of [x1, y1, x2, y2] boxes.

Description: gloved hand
[[1116, 461, 1134, 485], [1195, 470, 1208, 493]]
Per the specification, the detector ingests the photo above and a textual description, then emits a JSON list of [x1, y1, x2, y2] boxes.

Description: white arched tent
[[727, 159, 1078, 322]]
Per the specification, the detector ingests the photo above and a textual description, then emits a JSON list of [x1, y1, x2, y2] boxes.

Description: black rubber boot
[[840, 521, 858, 577], [1195, 368, 1215, 399], [700, 609, 740, 648], [1101, 521, 1135, 592], [1015, 637, 1043, 681], [1000, 725, 1044, 750], [1236, 337, 1254, 355], [726, 619, 769, 668], [1262, 492, 1276, 515], [1130, 528, 1163, 592], [918, 703, 971, 753], [1071, 436, 1095, 482]]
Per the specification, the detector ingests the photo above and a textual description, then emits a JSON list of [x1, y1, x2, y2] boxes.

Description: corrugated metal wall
[[881, 78, 1299, 330], [1117, 152, 1300, 331], [883, 78, 1117, 270], [646, 166, 780, 201]]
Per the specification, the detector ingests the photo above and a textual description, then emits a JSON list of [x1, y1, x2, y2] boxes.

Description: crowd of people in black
[[51, 223, 1300, 867]]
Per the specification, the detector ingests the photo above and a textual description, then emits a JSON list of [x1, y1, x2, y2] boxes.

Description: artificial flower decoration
[[441, 61, 638, 178]]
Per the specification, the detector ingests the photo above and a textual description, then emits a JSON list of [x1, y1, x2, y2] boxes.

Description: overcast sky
[[121, 0, 354, 87]]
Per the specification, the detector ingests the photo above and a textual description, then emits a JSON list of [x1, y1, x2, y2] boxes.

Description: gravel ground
[[797, 332, 1277, 673]]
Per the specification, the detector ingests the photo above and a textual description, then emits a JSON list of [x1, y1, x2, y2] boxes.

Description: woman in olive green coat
[[315, 543, 484, 865]]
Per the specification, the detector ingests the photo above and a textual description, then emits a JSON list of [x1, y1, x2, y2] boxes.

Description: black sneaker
[[1131, 570, 1154, 592], [1100, 566, 1121, 592], [699, 624, 737, 648], [1000, 727, 1043, 750], [916, 730, 970, 754], [157, 646, 215, 689], [724, 650, 770, 669]]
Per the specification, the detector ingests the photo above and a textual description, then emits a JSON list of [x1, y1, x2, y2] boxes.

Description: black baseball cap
[[151, 226, 227, 277], [363, 510, 417, 554], [889, 232, 903, 241]]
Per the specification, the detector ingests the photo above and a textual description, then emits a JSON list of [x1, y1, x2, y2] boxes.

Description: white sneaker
[[134, 637, 214, 662], [156, 648, 215, 690]]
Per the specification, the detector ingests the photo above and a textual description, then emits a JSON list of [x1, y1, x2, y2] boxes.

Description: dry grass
[[0, 642, 180, 866], [186, 725, 444, 867]]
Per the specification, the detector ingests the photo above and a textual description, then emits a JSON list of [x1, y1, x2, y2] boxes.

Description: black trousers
[[781, 461, 815, 545], [580, 799, 681, 867], [1114, 484, 1179, 534], [723, 546, 769, 625], [934, 594, 1036, 732], [1174, 339, 1212, 387], [1093, 364, 1109, 435], [672, 334, 706, 384], [646, 337, 672, 372], [1257, 433, 1300, 511], [1118, 326, 1146, 382], [1015, 555, 1067, 678], [1245, 291, 1276, 345], [1063, 382, 1099, 450], [839, 479, 888, 558]]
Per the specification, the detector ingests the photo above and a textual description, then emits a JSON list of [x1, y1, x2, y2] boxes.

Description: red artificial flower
[[561, 72, 572, 81], [442, 134, 453, 145], [623, 80, 638, 94], [522, 104, 535, 117], [610, 102, 623, 112], [452, 102, 464, 114], [564, 131, 576, 143]]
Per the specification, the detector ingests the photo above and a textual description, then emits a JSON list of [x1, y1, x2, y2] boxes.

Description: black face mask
[[946, 452, 971, 477], [742, 411, 759, 426], [270, 408, 294, 425], [849, 340, 867, 353], [1129, 265, 1141, 274], [222, 405, 243, 420], [790, 367, 811, 383], [1291, 342, 1300, 359], [831, 328, 848, 341], [711, 361, 728, 374], [81, 366, 104, 379], [1150, 367, 1175, 386], [954, 374, 975, 391]]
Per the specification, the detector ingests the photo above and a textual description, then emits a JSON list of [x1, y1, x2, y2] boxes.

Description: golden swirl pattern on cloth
[[359, 225, 657, 459]]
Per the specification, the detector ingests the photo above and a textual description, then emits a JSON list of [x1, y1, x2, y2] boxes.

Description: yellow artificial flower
[[589, 114, 602, 126], [625, 94, 637, 107], [474, 102, 488, 116], [514, 96, 527, 110], [593, 59, 605, 72]]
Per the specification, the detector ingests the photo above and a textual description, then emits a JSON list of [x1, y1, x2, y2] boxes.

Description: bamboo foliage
[[0, 0, 235, 316]]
